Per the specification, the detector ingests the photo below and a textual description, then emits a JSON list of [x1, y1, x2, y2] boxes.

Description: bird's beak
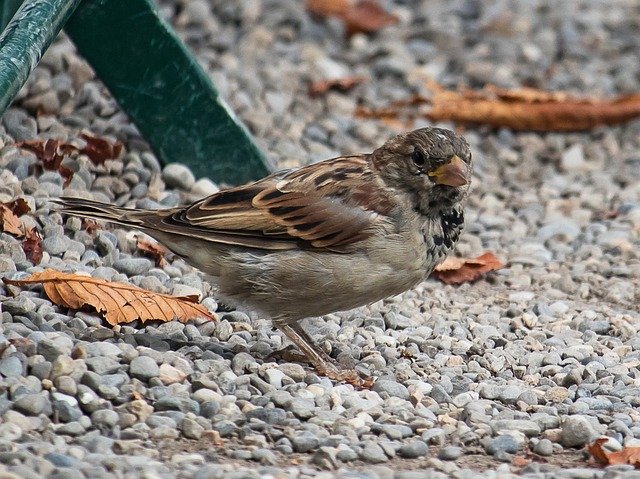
[[427, 155, 468, 187]]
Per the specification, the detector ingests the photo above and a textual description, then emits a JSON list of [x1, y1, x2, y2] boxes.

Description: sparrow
[[53, 127, 472, 387]]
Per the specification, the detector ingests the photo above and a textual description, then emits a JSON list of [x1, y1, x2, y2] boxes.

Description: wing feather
[[157, 156, 396, 252]]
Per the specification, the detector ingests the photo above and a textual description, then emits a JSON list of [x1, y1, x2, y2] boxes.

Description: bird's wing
[[158, 156, 396, 251]]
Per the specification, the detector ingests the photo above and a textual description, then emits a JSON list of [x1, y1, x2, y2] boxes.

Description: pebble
[[113, 258, 155, 276], [162, 163, 196, 190], [129, 356, 160, 380], [560, 415, 600, 447], [398, 440, 429, 459]]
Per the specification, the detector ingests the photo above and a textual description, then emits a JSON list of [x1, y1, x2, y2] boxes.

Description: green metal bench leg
[[0, 0, 82, 113], [0, 0, 271, 185]]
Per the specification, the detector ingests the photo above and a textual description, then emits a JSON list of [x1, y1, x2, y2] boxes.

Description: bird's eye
[[411, 150, 425, 167]]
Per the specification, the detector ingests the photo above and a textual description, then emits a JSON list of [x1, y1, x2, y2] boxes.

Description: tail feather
[[51, 197, 151, 229]]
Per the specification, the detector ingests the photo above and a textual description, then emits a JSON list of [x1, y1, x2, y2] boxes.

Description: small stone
[[533, 438, 554, 456], [2, 296, 36, 315], [438, 446, 463, 460], [45, 452, 76, 468], [0, 422, 22, 441], [312, 446, 338, 469], [52, 392, 82, 422], [291, 432, 319, 453], [252, 448, 278, 466], [486, 435, 519, 455], [159, 363, 187, 385], [129, 356, 160, 380], [560, 415, 599, 447], [42, 236, 72, 256], [373, 379, 410, 400], [246, 407, 287, 425], [162, 163, 196, 190], [560, 144, 586, 172], [0, 356, 25, 377], [181, 417, 205, 440], [113, 258, 155, 276], [398, 440, 429, 459], [191, 178, 219, 197], [91, 409, 119, 427], [337, 446, 358, 462], [13, 393, 51, 416], [360, 442, 388, 463]]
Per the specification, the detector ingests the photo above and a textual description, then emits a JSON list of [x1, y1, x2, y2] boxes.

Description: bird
[[53, 127, 472, 387]]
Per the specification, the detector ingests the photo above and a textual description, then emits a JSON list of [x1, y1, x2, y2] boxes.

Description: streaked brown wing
[[163, 155, 396, 251]]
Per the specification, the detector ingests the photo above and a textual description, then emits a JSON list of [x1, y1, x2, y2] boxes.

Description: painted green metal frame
[[0, 0, 271, 185]]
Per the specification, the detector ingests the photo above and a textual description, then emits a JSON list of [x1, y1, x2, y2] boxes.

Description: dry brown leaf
[[22, 228, 43, 264], [4, 198, 31, 217], [356, 82, 640, 131], [306, 0, 397, 37], [431, 252, 504, 285], [587, 438, 640, 468], [0, 205, 24, 237], [82, 219, 101, 235], [136, 237, 168, 267], [80, 133, 123, 165], [3, 269, 216, 326], [308, 75, 366, 98], [17, 138, 74, 186]]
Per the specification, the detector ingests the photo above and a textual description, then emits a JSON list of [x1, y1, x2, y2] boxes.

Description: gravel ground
[[1, 1, 639, 478]]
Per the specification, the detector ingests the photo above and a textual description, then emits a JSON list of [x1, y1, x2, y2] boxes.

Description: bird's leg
[[273, 319, 374, 389]]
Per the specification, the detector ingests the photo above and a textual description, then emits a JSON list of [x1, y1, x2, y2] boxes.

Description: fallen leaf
[[307, 0, 397, 37], [136, 237, 168, 267], [17, 138, 74, 186], [0, 205, 24, 237], [587, 438, 640, 468], [511, 455, 532, 468], [82, 219, 101, 235], [356, 81, 640, 131], [80, 133, 123, 165], [22, 228, 43, 264], [4, 198, 31, 217], [3, 269, 216, 326], [309, 75, 366, 97], [431, 252, 505, 285]]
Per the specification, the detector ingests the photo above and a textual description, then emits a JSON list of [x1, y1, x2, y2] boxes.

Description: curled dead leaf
[[136, 237, 168, 267], [587, 438, 640, 468], [431, 252, 505, 285], [3, 269, 216, 326], [356, 81, 640, 131], [0, 205, 24, 237], [80, 133, 123, 165], [17, 138, 75, 186], [4, 198, 31, 217], [308, 75, 366, 98], [306, 0, 397, 37], [22, 228, 43, 264], [82, 219, 101, 235]]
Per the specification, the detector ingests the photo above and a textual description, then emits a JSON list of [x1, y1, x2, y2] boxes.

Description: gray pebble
[[397, 440, 429, 459], [560, 415, 599, 447], [129, 356, 159, 380], [13, 393, 51, 416], [373, 379, 410, 400], [533, 438, 554, 456], [359, 442, 388, 463], [291, 432, 320, 453], [162, 163, 196, 190], [438, 446, 463, 460], [485, 435, 519, 455], [113, 257, 155, 276]]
